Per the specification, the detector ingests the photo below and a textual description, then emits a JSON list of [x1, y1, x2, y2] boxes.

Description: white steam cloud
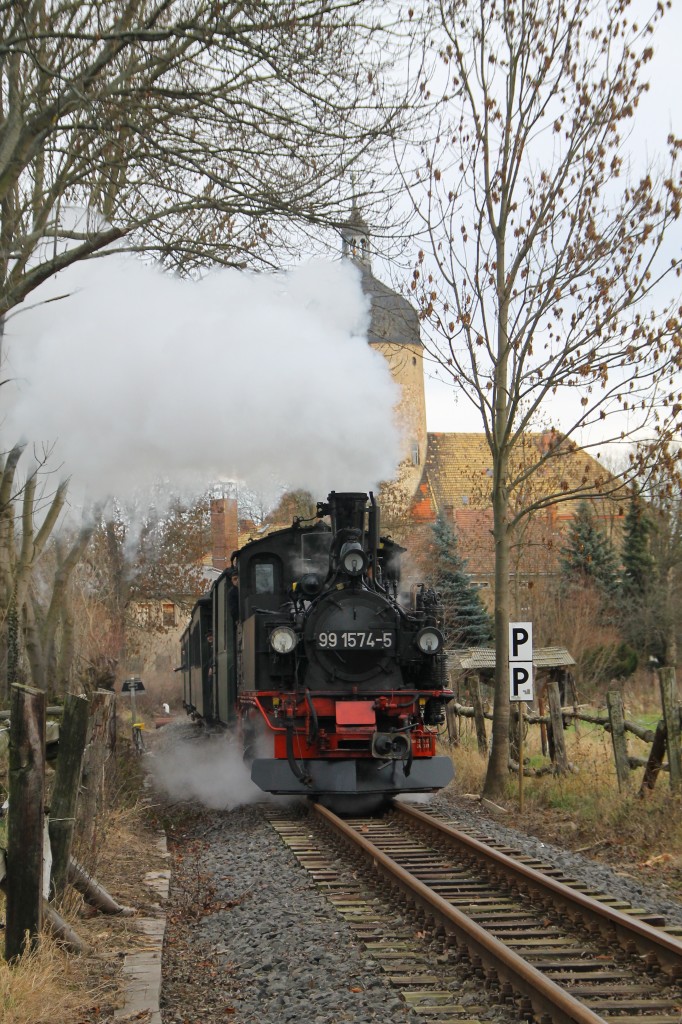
[[3, 254, 402, 502], [149, 727, 266, 810]]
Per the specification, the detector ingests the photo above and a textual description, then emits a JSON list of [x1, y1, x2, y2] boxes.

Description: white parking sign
[[509, 621, 533, 702]]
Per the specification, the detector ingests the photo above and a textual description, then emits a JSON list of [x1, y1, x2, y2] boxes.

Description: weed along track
[[268, 804, 682, 1024]]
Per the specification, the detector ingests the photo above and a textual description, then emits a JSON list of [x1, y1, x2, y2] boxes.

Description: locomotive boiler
[[180, 490, 454, 806]]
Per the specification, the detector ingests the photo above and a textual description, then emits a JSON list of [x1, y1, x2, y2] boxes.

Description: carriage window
[[255, 563, 275, 594], [216, 583, 226, 652]]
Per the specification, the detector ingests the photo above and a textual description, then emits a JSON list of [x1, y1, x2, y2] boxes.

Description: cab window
[[254, 562, 275, 594]]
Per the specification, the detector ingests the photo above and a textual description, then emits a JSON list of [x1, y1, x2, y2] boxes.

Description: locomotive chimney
[[211, 497, 239, 571], [325, 491, 368, 535]]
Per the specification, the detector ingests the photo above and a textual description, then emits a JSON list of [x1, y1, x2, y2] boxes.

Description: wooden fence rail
[[447, 667, 682, 796]]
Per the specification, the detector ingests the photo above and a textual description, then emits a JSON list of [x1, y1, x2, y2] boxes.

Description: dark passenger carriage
[[180, 595, 213, 719]]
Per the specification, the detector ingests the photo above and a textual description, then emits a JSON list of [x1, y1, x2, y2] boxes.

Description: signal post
[[509, 622, 533, 811]]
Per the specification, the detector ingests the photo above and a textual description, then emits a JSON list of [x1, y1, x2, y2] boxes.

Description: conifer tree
[[618, 487, 662, 660], [430, 515, 492, 649], [621, 488, 655, 595], [560, 502, 619, 593]]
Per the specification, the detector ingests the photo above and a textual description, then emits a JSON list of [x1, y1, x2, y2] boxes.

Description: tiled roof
[[423, 433, 494, 513], [447, 646, 576, 672], [418, 432, 622, 522], [359, 265, 421, 346]]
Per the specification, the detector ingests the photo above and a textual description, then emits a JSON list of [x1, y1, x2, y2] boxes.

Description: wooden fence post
[[639, 720, 667, 796], [658, 667, 682, 792], [470, 675, 488, 756], [538, 690, 548, 757], [546, 680, 569, 774], [77, 689, 116, 864], [5, 684, 46, 960], [606, 690, 630, 792], [445, 701, 459, 746], [49, 693, 90, 899]]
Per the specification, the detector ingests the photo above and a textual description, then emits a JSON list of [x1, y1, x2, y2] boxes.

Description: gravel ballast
[[153, 725, 682, 1024]]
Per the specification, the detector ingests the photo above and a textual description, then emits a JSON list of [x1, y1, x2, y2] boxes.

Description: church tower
[[340, 206, 428, 505]]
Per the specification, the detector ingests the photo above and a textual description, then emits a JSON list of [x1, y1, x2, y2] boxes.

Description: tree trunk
[[484, 450, 512, 797], [483, 231, 512, 799]]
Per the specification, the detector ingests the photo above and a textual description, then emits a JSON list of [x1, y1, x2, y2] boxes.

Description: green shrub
[[582, 641, 638, 684]]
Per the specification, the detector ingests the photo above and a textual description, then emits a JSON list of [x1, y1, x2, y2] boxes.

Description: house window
[[138, 603, 153, 626], [411, 440, 420, 466], [162, 602, 176, 627]]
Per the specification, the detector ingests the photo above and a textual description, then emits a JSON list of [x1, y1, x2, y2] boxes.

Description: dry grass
[[444, 712, 682, 894], [0, 928, 108, 1024], [0, 745, 168, 1024]]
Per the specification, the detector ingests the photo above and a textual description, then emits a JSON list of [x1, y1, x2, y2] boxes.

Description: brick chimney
[[211, 497, 239, 571]]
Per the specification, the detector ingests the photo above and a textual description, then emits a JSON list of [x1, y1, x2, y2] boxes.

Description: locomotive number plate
[[316, 630, 394, 650]]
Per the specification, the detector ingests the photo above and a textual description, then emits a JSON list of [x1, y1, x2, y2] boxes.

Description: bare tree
[[405, 0, 681, 796], [0, 0, 415, 320], [0, 0, 425, 693], [0, 443, 95, 695]]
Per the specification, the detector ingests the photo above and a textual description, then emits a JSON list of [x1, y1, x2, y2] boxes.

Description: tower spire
[[340, 201, 371, 268]]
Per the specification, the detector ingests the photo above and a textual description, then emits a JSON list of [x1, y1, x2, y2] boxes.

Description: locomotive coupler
[[371, 732, 411, 760]]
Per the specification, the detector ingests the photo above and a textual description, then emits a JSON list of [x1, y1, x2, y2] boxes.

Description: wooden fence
[[446, 666, 682, 796], [1, 685, 123, 960]]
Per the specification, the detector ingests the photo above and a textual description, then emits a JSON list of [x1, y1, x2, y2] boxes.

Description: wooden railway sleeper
[[316, 806, 623, 1024]]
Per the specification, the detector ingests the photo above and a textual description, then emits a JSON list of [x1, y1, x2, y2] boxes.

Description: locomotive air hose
[[305, 688, 319, 742], [286, 722, 312, 786]]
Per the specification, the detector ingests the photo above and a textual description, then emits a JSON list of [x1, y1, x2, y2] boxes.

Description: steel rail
[[397, 802, 682, 980], [314, 803, 610, 1024]]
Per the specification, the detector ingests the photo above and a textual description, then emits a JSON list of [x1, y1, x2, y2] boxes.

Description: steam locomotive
[[180, 491, 454, 807]]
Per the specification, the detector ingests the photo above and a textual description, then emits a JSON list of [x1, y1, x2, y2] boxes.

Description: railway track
[[268, 802, 682, 1024]]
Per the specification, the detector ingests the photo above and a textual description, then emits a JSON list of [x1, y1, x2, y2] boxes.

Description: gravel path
[[161, 802, 424, 1024]]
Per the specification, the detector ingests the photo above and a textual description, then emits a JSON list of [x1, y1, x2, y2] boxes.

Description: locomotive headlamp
[[340, 542, 367, 577], [269, 625, 297, 654], [416, 627, 443, 654]]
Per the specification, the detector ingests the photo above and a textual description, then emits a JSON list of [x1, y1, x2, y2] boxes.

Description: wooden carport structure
[[445, 646, 577, 764]]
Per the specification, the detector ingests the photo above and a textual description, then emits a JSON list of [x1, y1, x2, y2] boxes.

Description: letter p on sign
[[509, 621, 533, 702]]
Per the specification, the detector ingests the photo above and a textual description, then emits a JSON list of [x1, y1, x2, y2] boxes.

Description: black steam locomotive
[[180, 491, 454, 805]]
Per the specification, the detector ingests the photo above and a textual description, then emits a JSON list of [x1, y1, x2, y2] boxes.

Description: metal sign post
[[121, 677, 145, 751], [509, 622, 533, 811]]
